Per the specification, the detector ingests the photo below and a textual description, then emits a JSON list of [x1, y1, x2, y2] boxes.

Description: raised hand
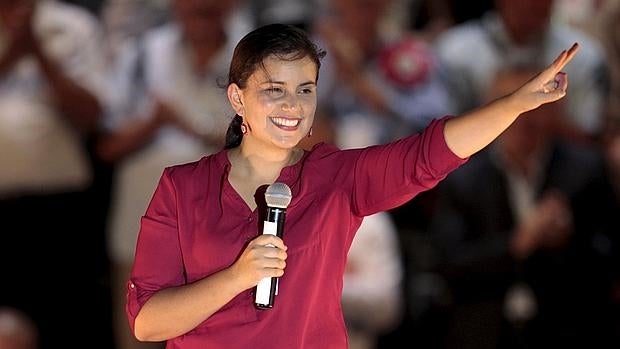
[[443, 43, 580, 159], [509, 43, 579, 114]]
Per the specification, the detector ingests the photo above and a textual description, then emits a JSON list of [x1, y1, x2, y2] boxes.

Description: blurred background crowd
[[0, 0, 619, 348]]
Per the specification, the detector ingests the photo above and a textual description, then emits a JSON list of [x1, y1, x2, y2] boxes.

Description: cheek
[[299, 96, 317, 114], [304, 103, 317, 120], [254, 95, 277, 114]]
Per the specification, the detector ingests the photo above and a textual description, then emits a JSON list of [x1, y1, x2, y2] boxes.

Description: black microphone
[[254, 182, 292, 309]]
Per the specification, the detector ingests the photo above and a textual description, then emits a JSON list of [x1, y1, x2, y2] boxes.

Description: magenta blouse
[[127, 116, 467, 348]]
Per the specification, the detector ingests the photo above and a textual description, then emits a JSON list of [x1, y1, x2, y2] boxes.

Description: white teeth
[[271, 117, 300, 127]]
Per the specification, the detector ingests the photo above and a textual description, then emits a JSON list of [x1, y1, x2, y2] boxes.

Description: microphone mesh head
[[265, 182, 292, 209]]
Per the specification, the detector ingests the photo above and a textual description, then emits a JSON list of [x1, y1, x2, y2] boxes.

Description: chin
[[273, 137, 301, 149]]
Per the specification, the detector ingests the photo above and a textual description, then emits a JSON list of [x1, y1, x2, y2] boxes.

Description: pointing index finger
[[541, 43, 578, 82], [557, 42, 579, 71]]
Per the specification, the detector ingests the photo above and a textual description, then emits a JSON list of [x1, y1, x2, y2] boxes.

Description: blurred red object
[[378, 36, 434, 89]]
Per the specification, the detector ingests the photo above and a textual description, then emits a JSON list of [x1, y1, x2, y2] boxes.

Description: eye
[[265, 87, 285, 97], [298, 87, 315, 95]]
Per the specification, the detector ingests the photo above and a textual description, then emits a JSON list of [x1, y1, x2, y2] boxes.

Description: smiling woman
[[223, 24, 325, 151], [126, 23, 579, 349]]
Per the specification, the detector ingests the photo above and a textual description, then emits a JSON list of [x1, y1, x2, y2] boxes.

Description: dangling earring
[[307, 126, 313, 138], [241, 123, 248, 135]]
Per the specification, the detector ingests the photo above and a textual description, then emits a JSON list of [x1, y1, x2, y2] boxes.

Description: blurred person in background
[[98, 0, 250, 348], [425, 66, 620, 349], [250, 0, 316, 31], [434, 0, 608, 143], [551, 0, 606, 36], [101, 0, 171, 59], [596, 1, 620, 332], [554, 1, 620, 329], [313, 0, 454, 149], [0, 0, 111, 348], [408, 0, 493, 42], [595, 0, 620, 197], [342, 211, 404, 349]]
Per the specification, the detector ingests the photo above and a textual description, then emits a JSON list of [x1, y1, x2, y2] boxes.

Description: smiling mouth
[[270, 117, 301, 130]]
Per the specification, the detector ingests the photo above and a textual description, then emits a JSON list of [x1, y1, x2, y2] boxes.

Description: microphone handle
[[254, 206, 286, 309]]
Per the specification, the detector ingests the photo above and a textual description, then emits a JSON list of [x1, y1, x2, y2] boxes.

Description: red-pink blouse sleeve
[[126, 167, 185, 334], [351, 116, 468, 216]]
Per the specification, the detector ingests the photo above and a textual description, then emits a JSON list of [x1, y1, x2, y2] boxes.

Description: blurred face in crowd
[[172, 0, 237, 44], [331, 0, 392, 51], [231, 55, 318, 150], [496, 0, 554, 44]]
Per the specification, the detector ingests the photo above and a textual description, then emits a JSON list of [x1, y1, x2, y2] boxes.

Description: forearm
[[134, 267, 247, 342], [97, 117, 164, 164], [444, 94, 522, 159]]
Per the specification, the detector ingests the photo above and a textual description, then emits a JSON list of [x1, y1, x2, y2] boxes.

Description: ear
[[227, 84, 245, 116]]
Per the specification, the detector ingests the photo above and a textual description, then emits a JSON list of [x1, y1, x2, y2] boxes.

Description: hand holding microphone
[[254, 182, 292, 309]]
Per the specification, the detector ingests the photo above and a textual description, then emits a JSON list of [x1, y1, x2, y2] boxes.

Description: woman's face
[[235, 55, 318, 150]]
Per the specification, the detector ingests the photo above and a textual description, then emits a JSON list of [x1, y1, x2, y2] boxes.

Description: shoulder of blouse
[[161, 152, 221, 181]]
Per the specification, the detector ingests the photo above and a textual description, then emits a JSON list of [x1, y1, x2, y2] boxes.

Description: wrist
[[223, 264, 253, 294], [500, 92, 528, 116]]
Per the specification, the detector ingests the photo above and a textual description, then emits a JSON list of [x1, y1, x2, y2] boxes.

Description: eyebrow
[[260, 80, 316, 87]]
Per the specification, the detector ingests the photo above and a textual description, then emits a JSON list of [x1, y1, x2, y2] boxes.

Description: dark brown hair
[[224, 23, 326, 149]]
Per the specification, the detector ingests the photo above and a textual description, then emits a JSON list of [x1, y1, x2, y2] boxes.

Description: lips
[[269, 117, 301, 130]]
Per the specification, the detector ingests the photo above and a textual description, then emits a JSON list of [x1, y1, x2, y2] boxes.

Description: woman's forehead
[[249, 56, 318, 84]]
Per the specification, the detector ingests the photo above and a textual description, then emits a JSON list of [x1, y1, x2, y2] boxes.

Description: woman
[[127, 23, 578, 348]]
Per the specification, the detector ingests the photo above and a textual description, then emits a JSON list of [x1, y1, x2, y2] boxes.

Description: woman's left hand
[[508, 43, 579, 114]]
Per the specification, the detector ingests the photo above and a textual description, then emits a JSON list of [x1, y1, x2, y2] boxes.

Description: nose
[[280, 93, 299, 111]]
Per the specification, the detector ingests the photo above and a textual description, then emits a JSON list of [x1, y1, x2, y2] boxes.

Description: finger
[[556, 42, 579, 71], [263, 268, 285, 278], [262, 246, 287, 260], [534, 51, 564, 84], [258, 259, 286, 279], [565, 42, 579, 63], [556, 72, 568, 92], [541, 72, 568, 93], [542, 50, 568, 79], [254, 235, 287, 250], [537, 43, 578, 84], [263, 258, 286, 269]]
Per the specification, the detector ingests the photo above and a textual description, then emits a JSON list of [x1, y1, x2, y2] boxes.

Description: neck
[[230, 140, 300, 179]]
